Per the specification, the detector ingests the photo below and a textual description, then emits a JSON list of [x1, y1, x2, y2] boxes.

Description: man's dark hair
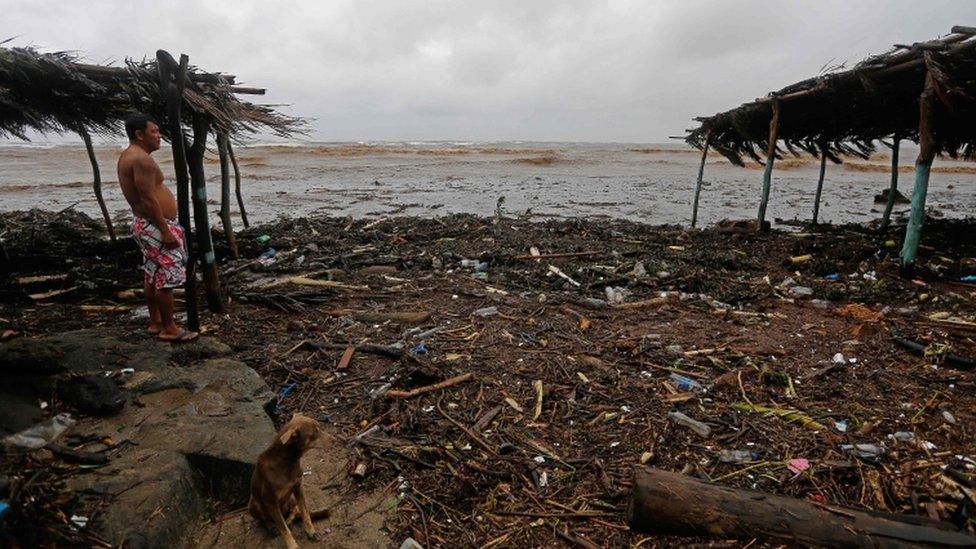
[[124, 113, 156, 141]]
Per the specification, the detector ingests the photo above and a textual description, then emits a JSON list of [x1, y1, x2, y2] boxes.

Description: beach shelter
[[0, 44, 306, 327], [684, 25, 976, 271]]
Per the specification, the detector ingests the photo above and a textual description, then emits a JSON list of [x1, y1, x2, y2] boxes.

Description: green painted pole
[[812, 140, 828, 224], [757, 101, 780, 232], [899, 164, 931, 266], [879, 137, 901, 231], [899, 73, 937, 270], [691, 130, 711, 228]]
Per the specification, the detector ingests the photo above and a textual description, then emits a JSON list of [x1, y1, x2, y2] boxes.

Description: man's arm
[[133, 157, 179, 249]]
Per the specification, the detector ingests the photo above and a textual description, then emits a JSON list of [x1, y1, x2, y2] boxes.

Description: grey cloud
[[1, 0, 973, 142]]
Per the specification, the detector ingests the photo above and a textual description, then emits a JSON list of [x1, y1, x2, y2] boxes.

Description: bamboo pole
[[811, 139, 828, 224], [226, 140, 249, 228], [691, 129, 711, 228], [186, 114, 224, 313], [899, 73, 938, 271], [157, 50, 199, 331], [879, 136, 901, 230], [216, 132, 239, 258], [78, 126, 115, 241], [756, 100, 779, 232]]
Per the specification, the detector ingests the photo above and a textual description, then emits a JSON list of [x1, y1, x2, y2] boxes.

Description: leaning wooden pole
[[157, 50, 199, 331], [78, 127, 115, 241], [216, 132, 239, 258], [690, 129, 711, 228], [899, 72, 938, 271], [812, 138, 828, 224], [756, 100, 780, 232], [226, 140, 249, 228], [628, 467, 976, 547], [186, 114, 225, 313], [880, 136, 901, 231]]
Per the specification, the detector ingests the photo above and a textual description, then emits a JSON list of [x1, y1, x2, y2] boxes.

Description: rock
[[874, 188, 910, 204], [67, 448, 203, 548], [167, 337, 233, 365], [57, 374, 126, 416], [0, 338, 64, 374]]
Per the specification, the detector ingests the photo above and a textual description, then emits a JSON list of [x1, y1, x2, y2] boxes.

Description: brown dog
[[249, 413, 322, 548]]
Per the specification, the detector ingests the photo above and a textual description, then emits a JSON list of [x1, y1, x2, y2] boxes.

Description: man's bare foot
[[158, 328, 198, 343], [147, 323, 162, 335]]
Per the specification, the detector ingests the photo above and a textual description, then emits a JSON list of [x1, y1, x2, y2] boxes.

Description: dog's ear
[[279, 423, 299, 445]]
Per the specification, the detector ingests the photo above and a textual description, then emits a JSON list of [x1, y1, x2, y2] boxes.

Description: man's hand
[[160, 229, 181, 250]]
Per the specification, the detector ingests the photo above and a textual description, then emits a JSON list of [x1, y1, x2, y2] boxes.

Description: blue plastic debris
[[260, 248, 277, 259], [410, 341, 427, 355], [0, 502, 9, 521], [278, 382, 298, 398], [961, 275, 976, 282], [824, 273, 841, 281]]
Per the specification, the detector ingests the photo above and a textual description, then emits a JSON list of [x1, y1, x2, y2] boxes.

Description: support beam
[[756, 100, 779, 232], [157, 51, 199, 331], [628, 467, 976, 547], [690, 129, 711, 228], [879, 136, 901, 230], [186, 114, 225, 313], [227, 140, 249, 228], [78, 126, 115, 241], [216, 132, 239, 258], [812, 138, 828, 224], [899, 72, 938, 271]]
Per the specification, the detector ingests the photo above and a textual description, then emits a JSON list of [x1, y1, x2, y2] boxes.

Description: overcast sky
[[2, 1, 972, 143]]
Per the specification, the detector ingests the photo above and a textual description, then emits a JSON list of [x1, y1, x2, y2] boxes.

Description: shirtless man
[[118, 113, 197, 342]]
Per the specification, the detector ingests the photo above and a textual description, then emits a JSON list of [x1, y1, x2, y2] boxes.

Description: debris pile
[[2, 209, 975, 546]]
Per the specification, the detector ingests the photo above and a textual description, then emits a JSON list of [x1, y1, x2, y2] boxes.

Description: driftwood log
[[628, 467, 976, 548]]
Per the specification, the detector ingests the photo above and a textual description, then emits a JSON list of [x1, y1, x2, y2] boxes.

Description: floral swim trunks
[[132, 217, 187, 290]]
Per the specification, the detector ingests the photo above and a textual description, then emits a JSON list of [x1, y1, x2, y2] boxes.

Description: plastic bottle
[[3, 413, 75, 450], [717, 450, 758, 463], [667, 411, 711, 437], [669, 373, 701, 392]]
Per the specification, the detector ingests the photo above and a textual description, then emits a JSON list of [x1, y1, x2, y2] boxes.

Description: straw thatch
[[0, 43, 307, 141], [685, 26, 976, 166]]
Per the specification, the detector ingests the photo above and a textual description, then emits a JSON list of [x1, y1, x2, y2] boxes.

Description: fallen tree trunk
[[628, 467, 975, 548]]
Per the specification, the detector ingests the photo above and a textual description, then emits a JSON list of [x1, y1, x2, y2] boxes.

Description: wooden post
[[157, 50, 199, 331], [879, 136, 901, 230], [899, 73, 938, 270], [812, 138, 828, 224], [628, 467, 976, 547], [216, 132, 239, 258], [78, 127, 115, 241], [690, 129, 711, 228], [226, 140, 249, 228], [756, 100, 780, 232], [186, 113, 224, 313]]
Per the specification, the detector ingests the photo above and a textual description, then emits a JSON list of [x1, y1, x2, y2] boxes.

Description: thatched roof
[[0, 42, 307, 141], [685, 26, 976, 166]]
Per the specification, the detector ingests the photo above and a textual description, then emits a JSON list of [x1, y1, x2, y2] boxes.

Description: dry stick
[[515, 251, 600, 260], [78, 126, 114, 241], [435, 398, 497, 456], [811, 138, 828, 224], [756, 99, 780, 232], [226, 140, 249, 228], [691, 128, 711, 228], [157, 51, 199, 330], [386, 372, 475, 398], [879, 136, 901, 230], [216, 132, 239, 258], [186, 112, 224, 313]]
